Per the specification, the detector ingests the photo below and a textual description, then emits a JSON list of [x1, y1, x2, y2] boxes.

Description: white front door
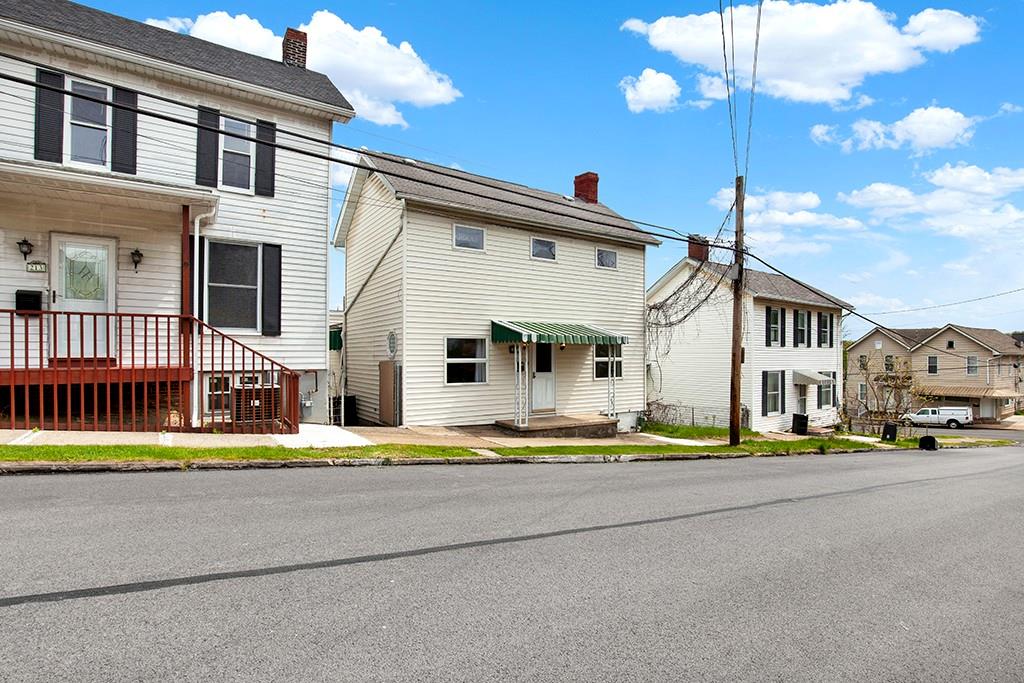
[[531, 343, 555, 413], [50, 234, 117, 358]]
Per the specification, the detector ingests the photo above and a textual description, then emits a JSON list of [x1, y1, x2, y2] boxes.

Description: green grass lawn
[[0, 444, 481, 463], [641, 421, 758, 440], [493, 437, 877, 457]]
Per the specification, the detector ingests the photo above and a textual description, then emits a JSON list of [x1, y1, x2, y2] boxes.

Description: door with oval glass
[[531, 342, 555, 413], [50, 234, 117, 359]]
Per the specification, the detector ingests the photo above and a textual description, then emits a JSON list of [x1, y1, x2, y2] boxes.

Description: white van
[[900, 407, 974, 429]]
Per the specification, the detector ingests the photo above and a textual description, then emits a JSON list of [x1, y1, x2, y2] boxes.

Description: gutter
[[190, 206, 217, 429]]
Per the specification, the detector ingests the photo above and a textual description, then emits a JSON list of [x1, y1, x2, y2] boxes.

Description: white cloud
[[838, 162, 1024, 238], [999, 102, 1023, 115], [710, 187, 821, 212], [618, 68, 681, 113], [144, 17, 194, 32], [145, 10, 461, 127], [831, 94, 876, 112], [686, 99, 714, 110], [746, 230, 831, 256], [329, 148, 359, 189], [813, 106, 978, 156], [622, 2, 979, 106], [695, 74, 728, 100]]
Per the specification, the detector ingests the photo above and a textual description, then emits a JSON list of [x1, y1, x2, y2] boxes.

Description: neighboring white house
[[646, 241, 851, 433], [335, 153, 659, 432], [0, 0, 354, 432]]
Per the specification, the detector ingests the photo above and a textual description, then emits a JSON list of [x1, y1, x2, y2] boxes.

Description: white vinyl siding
[[401, 210, 646, 426], [342, 174, 404, 425], [0, 48, 334, 423]]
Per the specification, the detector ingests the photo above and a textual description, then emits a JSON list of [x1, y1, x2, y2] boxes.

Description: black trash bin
[[881, 422, 898, 442], [343, 395, 358, 426], [919, 435, 938, 451], [792, 413, 809, 436]]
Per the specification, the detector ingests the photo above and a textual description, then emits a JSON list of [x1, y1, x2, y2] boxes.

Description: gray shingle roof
[[701, 260, 853, 310], [865, 326, 1023, 354], [0, 0, 352, 113], [365, 152, 660, 246]]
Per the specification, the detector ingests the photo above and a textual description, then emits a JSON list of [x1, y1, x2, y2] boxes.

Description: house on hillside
[[0, 0, 354, 432], [335, 153, 658, 434], [846, 324, 1024, 422], [646, 239, 851, 433]]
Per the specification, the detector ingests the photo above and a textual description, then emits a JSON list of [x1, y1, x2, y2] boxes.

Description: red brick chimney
[[283, 28, 307, 68], [688, 234, 709, 261], [574, 172, 599, 203]]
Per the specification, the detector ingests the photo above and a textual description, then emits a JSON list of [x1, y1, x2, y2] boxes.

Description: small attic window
[[947, 340, 955, 349]]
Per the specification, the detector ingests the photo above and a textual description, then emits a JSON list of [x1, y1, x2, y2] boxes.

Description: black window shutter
[[817, 312, 824, 347], [806, 310, 813, 347], [817, 382, 823, 409], [765, 306, 772, 347], [829, 313, 835, 348], [187, 236, 206, 321], [111, 88, 137, 174], [761, 371, 769, 417], [196, 107, 219, 187], [780, 309, 787, 347], [255, 120, 276, 197], [34, 69, 64, 162], [832, 372, 839, 407], [261, 244, 282, 336], [793, 310, 799, 347], [780, 371, 786, 414]]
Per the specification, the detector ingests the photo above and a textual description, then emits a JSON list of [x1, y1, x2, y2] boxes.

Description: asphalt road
[[2, 449, 1024, 682]]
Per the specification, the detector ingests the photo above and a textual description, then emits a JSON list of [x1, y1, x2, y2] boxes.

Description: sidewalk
[[345, 424, 713, 449], [0, 424, 371, 449]]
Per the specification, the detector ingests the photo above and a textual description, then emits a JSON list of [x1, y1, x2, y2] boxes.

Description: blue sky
[[95, 0, 1024, 337]]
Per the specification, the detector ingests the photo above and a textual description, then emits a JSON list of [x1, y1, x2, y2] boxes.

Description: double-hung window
[[445, 338, 487, 384], [594, 344, 623, 379], [596, 248, 618, 269], [221, 117, 254, 190], [858, 382, 867, 402], [821, 373, 835, 406], [531, 237, 557, 261], [858, 354, 868, 370], [927, 356, 938, 374], [765, 371, 782, 414], [206, 241, 260, 331], [453, 225, 485, 251], [966, 355, 979, 376], [767, 307, 781, 345], [884, 355, 895, 372], [818, 313, 832, 346], [795, 310, 809, 346], [67, 80, 109, 167]]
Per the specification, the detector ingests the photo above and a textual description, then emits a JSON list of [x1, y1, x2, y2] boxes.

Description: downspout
[[191, 206, 217, 429], [341, 199, 405, 426]]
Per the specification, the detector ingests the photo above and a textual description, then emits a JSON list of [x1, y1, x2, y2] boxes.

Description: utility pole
[[729, 175, 745, 446]]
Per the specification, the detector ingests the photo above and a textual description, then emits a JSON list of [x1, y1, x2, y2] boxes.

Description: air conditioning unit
[[232, 382, 281, 423]]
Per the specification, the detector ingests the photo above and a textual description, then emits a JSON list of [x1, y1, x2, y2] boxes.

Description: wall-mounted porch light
[[17, 238, 33, 260], [130, 248, 144, 272], [560, 343, 567, 351]]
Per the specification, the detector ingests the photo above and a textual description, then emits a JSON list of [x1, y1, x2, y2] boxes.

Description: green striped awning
[[490, 320, 629, 345]]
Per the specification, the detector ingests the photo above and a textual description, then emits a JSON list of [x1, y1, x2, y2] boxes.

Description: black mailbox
[[15, 290, 43, 314]]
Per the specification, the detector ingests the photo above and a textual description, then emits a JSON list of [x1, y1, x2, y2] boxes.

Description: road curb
[[0, 442, 1011, 475]]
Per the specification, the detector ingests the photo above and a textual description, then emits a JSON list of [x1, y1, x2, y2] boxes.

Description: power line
[[743, 0, 765, 178], [862, 287, 1024, 315], [717, 1, 739, 176], [0, 50, 705, 244]]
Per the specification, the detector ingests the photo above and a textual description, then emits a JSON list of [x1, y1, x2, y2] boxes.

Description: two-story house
[[846, 324, 1024, 422], [0, 0, 354, 432], [646, 240, 851, 433], [335, 152, 658, 434]]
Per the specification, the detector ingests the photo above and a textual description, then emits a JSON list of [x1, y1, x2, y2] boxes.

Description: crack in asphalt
[[2, 461, 1021, 608]]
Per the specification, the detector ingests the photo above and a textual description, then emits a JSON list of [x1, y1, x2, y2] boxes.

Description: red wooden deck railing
[[0, 310, 299, 434]]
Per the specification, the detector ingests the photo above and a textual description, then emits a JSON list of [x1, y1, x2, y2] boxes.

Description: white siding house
[[647, 246, 850, 433], [336, 154, 658, 431], [0, 0, 353, 431]]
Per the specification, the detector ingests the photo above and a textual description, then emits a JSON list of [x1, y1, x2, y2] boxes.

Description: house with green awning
[[334, 152, 658, 430]]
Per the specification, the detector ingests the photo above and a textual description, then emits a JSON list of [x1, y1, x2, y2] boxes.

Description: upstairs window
[[531, 237, 557, 261], [221, 117, 254, 190], [596, 248, 618, 269], [206, 241, 260, 331], [858, 354, 868, 370], [445, 338, 487, 384], [946, 340, 955, 349], [927, 356, 938, 374], [594, 343, 623, 379], [453, 225, 485, 251], [966, 355, 979, 376], [795, 310, 809, 347], [767, 307, 781, 345], [884, 355, 895, 372], [67, 80, 109, 167], [818, 313, 832, 346]]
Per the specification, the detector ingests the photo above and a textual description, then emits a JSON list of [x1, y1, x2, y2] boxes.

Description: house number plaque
[[26, 261, 47, 273]]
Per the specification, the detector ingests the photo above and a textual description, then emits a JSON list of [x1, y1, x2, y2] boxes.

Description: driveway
[[2, 448, 1023, 681]]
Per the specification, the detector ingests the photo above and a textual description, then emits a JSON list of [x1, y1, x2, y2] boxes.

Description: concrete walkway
[[347, 424, 715, 448]]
